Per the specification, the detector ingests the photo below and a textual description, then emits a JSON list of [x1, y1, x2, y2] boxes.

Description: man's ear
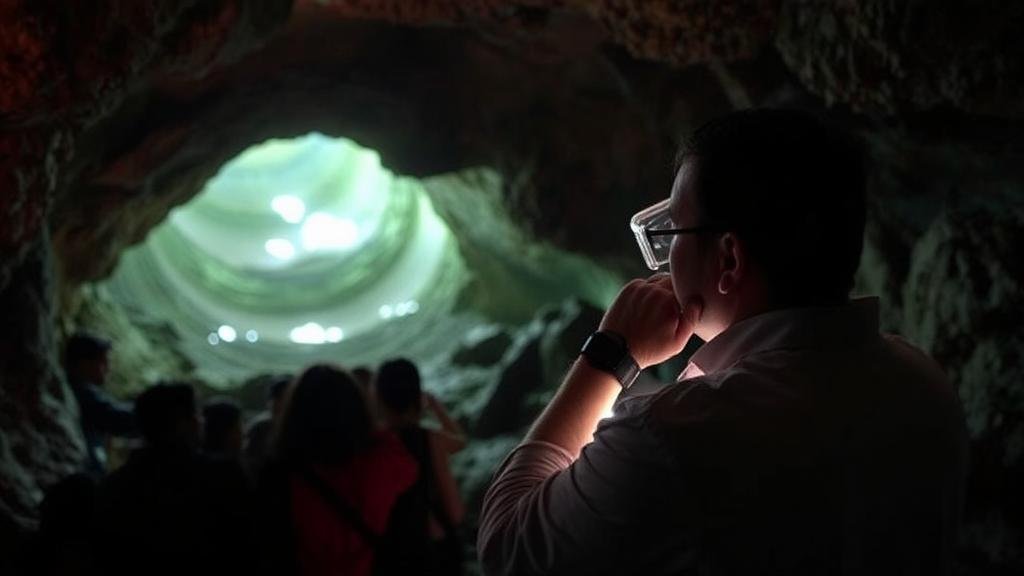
[[716, 232, 745, 295]]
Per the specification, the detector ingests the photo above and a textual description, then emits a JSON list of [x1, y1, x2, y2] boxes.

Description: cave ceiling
[[2, 1, 1024, 559], [2, 0, 1022, 294]]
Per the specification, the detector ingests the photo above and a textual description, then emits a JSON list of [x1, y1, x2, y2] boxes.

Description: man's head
[[202, 398, 243, 457], [134, 382, 200, 453], [375, 358, 422, 422], [668, 108, 866, 340], [64, 333, 112, 386]]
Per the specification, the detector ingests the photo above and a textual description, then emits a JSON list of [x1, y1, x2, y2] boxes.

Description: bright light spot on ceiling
[[289, 322, 344, 345], [217, 325, 237, 342], [379, 301, 419, 320], [395, 301, 419, 316], [271, 195, 306, 224], [106, 132, 476, 383], [300, 212, 360, 252], [264, 238, 296, 260]]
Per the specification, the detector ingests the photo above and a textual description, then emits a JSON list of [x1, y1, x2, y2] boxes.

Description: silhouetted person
[[351, 366, 377, 420], [376, 358, 466, 575], [245, 376, 290, 474], [64, 333, 134, 477], [203, 397, 244, 460], [262, 364, 417, 576], [32, 473, 98, 576], [352, 366, 374, 392], [479, 109, 968, 575], [95, 382, 253, 576]]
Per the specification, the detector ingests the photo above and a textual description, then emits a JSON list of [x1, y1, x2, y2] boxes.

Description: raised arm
[[524, 274, 699, 455], [423, 392, 467, 453], [477, 275, 702, 575], [79, 385, 136, 436]]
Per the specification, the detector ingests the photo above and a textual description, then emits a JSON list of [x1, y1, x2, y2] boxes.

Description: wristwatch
[[580, 331, 641, 389]]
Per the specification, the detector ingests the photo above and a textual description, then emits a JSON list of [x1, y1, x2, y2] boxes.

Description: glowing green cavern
[[92, 133, 622, 390]]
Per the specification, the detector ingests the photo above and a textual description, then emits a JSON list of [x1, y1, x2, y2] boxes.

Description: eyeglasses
[[629, 198, 721, 270]]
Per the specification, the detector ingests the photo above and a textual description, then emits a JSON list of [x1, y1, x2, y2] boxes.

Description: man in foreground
[[478, 109, 967, 575]]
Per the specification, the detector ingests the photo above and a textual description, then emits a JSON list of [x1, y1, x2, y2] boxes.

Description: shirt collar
[[680, 297, 880, 380]]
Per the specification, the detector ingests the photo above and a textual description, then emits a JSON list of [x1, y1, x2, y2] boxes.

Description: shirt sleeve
[[477, 394, 692, 576], [79, 385, 136, 436]]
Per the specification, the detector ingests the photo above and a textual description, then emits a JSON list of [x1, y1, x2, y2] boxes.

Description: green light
[[106, 133, 468, 384], [99, 134, 623, 388]]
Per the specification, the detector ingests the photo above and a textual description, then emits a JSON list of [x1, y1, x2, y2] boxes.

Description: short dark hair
[[375, 358, 422, 416], [273, 364, 372, 467], [678, 108, 866, 306], [64, 332, 111, 370], [135, 383, 196, 447], [202, 398, 242, 453]]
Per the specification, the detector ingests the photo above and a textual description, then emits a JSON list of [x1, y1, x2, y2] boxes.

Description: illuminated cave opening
[[99, 133, 623, 389], [105, 133, 472, 385]]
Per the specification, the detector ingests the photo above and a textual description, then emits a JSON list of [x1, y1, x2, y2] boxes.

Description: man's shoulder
[[599, 376, 739, 440], [874, 333, 960, 416], [636, 369, 795, 440], [71, 380, 113, 409], [649, 370, 756, 407], [879, 333, 949, 377]]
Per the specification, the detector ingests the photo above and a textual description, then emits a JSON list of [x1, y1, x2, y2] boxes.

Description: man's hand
[[598, 273, 703, 369], [523, 275, 701, 456]]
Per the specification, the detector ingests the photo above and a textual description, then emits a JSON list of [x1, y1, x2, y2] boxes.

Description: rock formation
[[1, 0, 1022, 569]]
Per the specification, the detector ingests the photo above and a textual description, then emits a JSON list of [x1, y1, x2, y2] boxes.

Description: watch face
[[582, 332, 627, 370], [582, 331, 640, 389]]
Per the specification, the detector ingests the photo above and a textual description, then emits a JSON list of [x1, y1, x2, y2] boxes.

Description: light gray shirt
[[478, 298, 967, 575]]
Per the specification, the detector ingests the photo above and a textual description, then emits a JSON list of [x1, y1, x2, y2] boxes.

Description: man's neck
[[698, 290, 772, 342], [704, 292, 853, 342]]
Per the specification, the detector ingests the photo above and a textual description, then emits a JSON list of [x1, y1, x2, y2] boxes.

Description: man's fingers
[[646, 273, 674, 294]]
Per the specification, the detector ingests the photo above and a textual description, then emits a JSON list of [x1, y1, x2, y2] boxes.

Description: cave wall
[[0, 0, 294, 529], [2, 0, 1024, 569]]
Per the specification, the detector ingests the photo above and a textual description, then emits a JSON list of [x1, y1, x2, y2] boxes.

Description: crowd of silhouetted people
[[28, 332, 467, 576]]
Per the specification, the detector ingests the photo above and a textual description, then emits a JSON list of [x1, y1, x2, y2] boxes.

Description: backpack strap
[[300, 468, 381, 550]]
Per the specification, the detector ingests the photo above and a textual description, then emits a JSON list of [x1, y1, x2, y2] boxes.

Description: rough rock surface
[[0, 233, 85, 528], [0, 0, 292, 288], [1, 0, 1023, 570], [775, 0, 1024, 116], [902, 203, 1024, 569], [0, 0, 292, 533], [904, 204, 1024, 452], [468, 299, 603, 438]]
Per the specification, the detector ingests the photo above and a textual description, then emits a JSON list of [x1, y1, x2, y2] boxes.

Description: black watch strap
[[580, 331, 641, 389]]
